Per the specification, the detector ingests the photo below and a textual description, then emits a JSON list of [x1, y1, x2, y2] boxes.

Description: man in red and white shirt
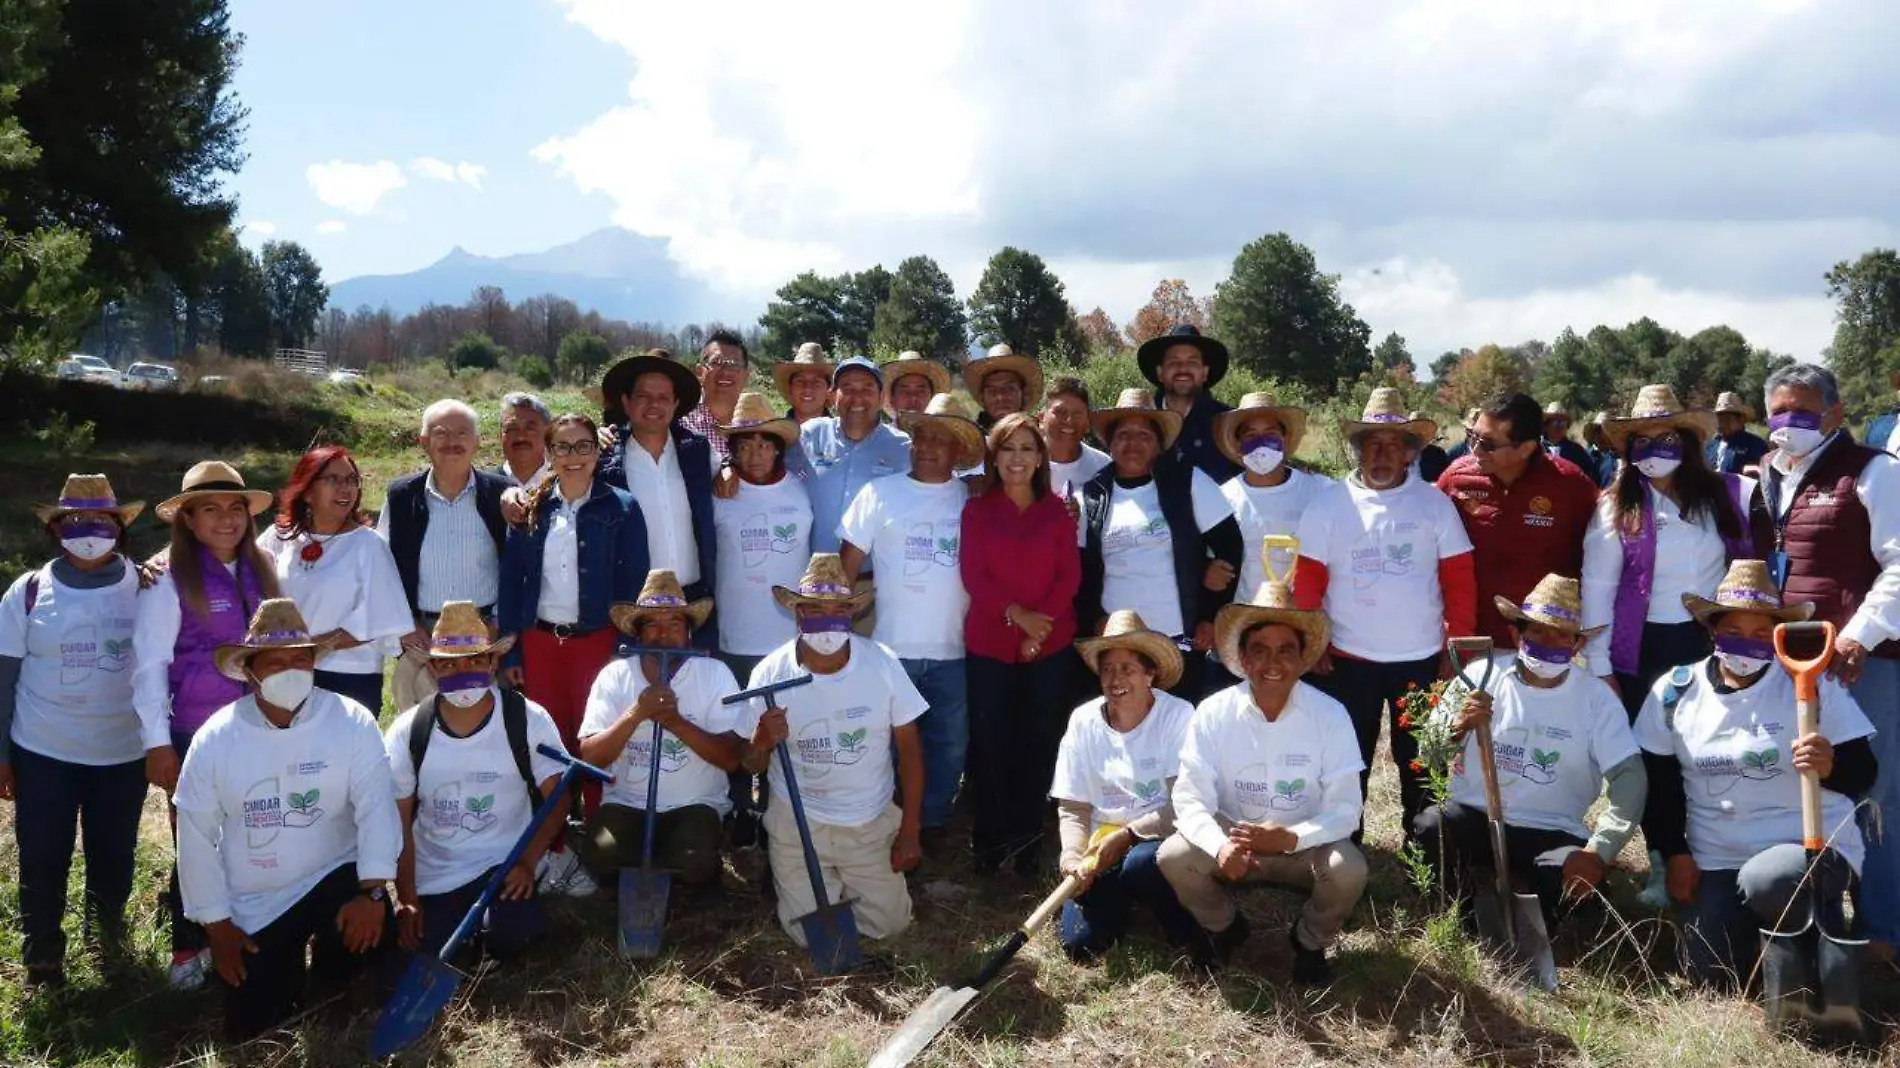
[[1294, 389, 1478, 835]]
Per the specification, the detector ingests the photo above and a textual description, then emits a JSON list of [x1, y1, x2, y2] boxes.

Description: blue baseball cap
[[831, 356, 883, 387]]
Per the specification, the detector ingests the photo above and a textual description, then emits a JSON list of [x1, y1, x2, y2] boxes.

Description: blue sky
[[225, 0, 1900, 359]]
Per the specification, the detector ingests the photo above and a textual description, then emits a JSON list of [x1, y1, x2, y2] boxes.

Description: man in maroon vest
[[1761, 363, 1900, 953]]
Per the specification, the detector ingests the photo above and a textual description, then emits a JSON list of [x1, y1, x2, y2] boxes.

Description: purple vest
[[1610, 474, 1752, 675], [166, 547, 264, 736]]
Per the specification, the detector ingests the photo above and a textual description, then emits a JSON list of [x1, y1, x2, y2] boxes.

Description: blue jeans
[[409, 867, 547, 965], [1058, 839, 1203, 961], [1852, 656, 1900, 942], [902, 658, 968, 829], [10, 744, 147, 972], [1680, 844, 1853, 988]]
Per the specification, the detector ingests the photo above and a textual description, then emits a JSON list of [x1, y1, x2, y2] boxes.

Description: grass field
[[1, 364, 1895, 1067]]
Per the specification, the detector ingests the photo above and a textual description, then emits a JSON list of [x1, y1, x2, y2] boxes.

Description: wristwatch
[[359, 885, 389, 904]]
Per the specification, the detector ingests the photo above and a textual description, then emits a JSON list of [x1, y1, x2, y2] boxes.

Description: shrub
[[517, 354, 554, 388], [447, 331, 506, 371], [36, 412, 96, 453]]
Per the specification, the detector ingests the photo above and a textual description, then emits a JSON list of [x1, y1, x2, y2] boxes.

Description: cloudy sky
[[229, 0, 1900, 360]]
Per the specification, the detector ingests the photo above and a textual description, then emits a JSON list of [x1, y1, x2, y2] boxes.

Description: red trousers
[[521, 626, 619, 818]]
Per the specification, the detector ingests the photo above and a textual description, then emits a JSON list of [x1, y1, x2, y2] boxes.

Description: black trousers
[[1307, 653, 1440, 838], [1411, 801, 1589, 928], [1615, 620, 1709, 722], [222, 863, 387, 1040], [966, 651, 1075, 871], [10, 744, 146, 972]]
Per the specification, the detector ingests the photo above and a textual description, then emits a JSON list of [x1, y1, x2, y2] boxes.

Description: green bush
[[0, 367, 348, 449], [517, 354, 554, 388], [447, 331, 506, 371], [36, 412, 96, 453]]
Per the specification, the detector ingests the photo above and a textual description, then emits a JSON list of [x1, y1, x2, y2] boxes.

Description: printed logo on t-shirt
[[903, 522, 959, 575], [1351, 536, 1416, 590], [1102, 512, 1169, 554], [1694, 740, 1784, 796], [739, 511, 805, 568], [1523, 748, 1561, 785], [1269, 777, 1309, 811], [59, 624, 133, 683], [794, 719, 834, 778], [1132, 778, 1166, 805], [243, 777, 328, 850], [1233, 762, 1275, 821], [424, 781, 497, 839]]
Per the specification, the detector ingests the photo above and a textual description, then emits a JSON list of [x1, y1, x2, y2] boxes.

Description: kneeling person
[[577, 571, 742, 889], [386, 603, 569, 964], [1412, 575, 1646, 927], [739, 554, 926, 946], [1159, 581, 1367, 981], [174, 600, 401, 1039]]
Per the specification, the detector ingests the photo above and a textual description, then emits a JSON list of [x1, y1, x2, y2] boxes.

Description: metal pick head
[[1260, 534, 1300, 589]]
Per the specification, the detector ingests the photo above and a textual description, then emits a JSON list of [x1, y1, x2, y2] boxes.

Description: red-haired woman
[[257, 445, 411, 714]]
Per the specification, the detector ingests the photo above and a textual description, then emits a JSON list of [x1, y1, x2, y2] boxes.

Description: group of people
[[4, 319, 1899, 1040]]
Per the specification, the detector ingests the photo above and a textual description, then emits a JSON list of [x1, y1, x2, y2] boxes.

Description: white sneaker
[[169, 948, 211, 990], [536, 850, 597, 898]]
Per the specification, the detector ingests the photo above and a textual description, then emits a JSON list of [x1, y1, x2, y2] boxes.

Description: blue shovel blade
[[617, 868, 671, 960], [800, 902, 863, 976], [370, 955, 464, 1059]]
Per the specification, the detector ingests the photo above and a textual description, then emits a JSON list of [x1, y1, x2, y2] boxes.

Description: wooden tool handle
[[1021, 875, 1085, 934], [1475, 721, 1506, 821], [1798, 696, 1824, 852]]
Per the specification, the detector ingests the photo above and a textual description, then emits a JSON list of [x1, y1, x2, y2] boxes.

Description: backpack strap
[[405, 698, 437, 789], [1660, 664, 1696, 730], [23, 570, 42, 617], [499, 688, 543, 811]]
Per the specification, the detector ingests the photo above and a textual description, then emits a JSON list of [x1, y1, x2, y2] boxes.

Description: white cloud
[[306, 160, 406, 215], [315, 219, 348, 235], [242, 220, 277, 239], [411, 157, 488, 191]]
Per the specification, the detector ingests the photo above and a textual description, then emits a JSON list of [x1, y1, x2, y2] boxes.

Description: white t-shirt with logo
[[256, 525, 412, 675], [1447, 654, 1639, 841], [838, 475, 970, 660], [173, 690, 402, 932], [712, 477, 814, 656], [384, 690, 568, 896], [1635, 661, 1875, 873], [1049, 692, 1195, 832], [1294, 475, 1473, 662], [1098, 471, 1233, 638], [579, 654, 743, 817], [739, 637, 928, 828], [1220, 469, 1332, 604], [0, 563, 144, 765], [1050, 445, 1111, 496]]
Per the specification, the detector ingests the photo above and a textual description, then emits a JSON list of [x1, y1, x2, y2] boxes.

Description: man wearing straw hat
[[384, 602, 569, 964], [882, 351, 952, 419], [774, 342, 835, 425], [963, 343, 1044, 432], [1158, 579, 1366, 980], [172, 599, 401, 1038], [1706, 391, 1769, 476], [1582, 412, 1619, 489], [1137, 323, 1239, 483], [839, 394, 981, 840], [1294, 387, 1478, 833], [735, 554, 928, 945], [1412, 575, 1646, 928], [1540, 402, 1593, 472]]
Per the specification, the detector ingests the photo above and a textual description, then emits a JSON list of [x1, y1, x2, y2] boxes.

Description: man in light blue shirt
[[790, 357, 911, 554]]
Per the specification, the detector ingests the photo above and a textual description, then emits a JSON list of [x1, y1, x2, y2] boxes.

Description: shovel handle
[[1775, 622, 1834, 852], [640, 719, 664, 868], [1022, 874, 1086, 934], [775, 739, 837, 919]]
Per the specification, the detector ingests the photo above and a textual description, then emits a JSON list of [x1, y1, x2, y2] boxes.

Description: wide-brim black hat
[[601, 352, 702, 424], [1136, 324, 1229, 390]]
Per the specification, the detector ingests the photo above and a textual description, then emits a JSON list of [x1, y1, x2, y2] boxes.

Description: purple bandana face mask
[[1240, 433, 1286, 476], [1519, 638, 1574, 679], [59, 518, 119, 562], [438, 671, 491, 708], [1630, 436, 1683, 480], [1768, 409, 1825, 458], [799, 614, 851, 655], [1714, 634, 1774, 677]]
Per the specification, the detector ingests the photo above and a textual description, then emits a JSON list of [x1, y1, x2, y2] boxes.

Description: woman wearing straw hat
[[1412, 575, 1646, 930], [1582, 385, 1770, 720], [1634, 561, 1877, 987], [1158, 580, 1367, 980], [962, 411, 1081, 873], [0, 475, 147, 988], [257, 444, 410, 714], [711, 394, 813, 681], [1706, 391, 1770, 476], [172, 598, 401, 1039], [964, 343, 1045, 432], [1049, 611, 1201, 961], [132, 459, 281, 989], [1076, 388, 1242, 701], [773, 342, 836, 425]]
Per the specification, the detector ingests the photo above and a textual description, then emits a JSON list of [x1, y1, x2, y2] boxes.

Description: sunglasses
[[1464, 431, 1518, 454]]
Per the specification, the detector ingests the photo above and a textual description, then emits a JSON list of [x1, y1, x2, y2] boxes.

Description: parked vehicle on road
[[56, 354, 119, 386], [123, 361, 182, 392]]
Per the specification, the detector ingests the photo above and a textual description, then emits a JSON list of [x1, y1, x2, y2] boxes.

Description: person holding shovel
[[736, 554, 928, 947], [1634, 560, 1877, 988], [1411, 574, 1647, 929], [575, 571, 743, 890]]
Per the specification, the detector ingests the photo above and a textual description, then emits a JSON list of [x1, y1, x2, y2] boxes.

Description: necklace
[[300, 529, 340, 569]]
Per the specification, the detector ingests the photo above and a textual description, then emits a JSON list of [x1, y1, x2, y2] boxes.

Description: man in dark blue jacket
[[1706, 391, 1771, 474], [1139, 324, 1240, 483]]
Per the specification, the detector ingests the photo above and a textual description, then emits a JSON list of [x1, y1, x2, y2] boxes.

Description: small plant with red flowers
[[1395, 676, 1473, 901]]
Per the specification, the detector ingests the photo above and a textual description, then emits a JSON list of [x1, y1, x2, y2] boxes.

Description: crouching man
[[1158, 581, 1368, 982], [737, 554, 926, 946], [174, 599, 402, 1039]]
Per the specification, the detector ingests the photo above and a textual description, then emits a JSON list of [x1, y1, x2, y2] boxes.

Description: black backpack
[[405, 688, 544, 812]]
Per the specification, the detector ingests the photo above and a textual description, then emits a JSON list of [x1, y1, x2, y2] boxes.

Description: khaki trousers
[[763, 800, 911, 946], [391, 648, 438, 713], [1157, 828, 1368, 951]]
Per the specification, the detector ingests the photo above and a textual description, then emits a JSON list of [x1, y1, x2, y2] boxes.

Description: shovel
[[723, 674, 863, 975], [372, 744, 613, 1059], [1449, 636, 1559, 993], [614, 645, 707, 960], [867, 825, 1118, 1068], [1761, 620, 1865, 1035]]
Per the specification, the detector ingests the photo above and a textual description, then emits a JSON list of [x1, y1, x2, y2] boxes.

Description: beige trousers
[[390, 648, 438, 713], [1157, 828, 1368, 950], [763, 800, 912, 946]]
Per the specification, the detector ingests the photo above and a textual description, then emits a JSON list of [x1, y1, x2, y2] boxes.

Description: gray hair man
[[498, 392, 553, 489]]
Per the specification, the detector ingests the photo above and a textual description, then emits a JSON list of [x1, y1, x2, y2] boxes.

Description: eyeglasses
[[549, 440, 599, 458], [1628, 432, 1682, 449], [314, 474, 362, 489], [701, 358, 747, 373], [1464, 431, 1515, 454]]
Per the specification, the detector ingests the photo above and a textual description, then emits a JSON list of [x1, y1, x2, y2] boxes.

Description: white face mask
[[1242, 445, 1285, 476], [801, 630, 849, 656], [1716, 651, 1772, 678], [255, 668, 315, 710], [437, 671, 491, 708], [1770, 426, 1825, 459], [1634, 456, 1681, 480], [1517, 640, 1573, 680], [60, 536, 117, 561]]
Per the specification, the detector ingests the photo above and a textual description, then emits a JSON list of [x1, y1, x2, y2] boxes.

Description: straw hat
[[1339, 387, 1436, 445], [611, 569, 714, 635], [1090, 388, 1183, 451], [1542, 401, 1571, 422], [881, 350, 952, 397], [771, 342, 837, 397], [1713, 391, 1755, 421], [963, 343, 1044, 407], [1600, 384, 1717, 452], [772, 553, 873, 615], [1214, 580, 1331, 678], [1495, 574, 1606, 639], [426, 601, 515, 659], [156, 461, 274, 523], [896, 393, 986, 468], [717, 392, 800, 450], [1076, 610, 1184, 690], [1214, 393, 1307, 465], [33, 473, 144, 526], [1135, 323, 1230, 390], [213, 598, 341, 682], [1682, 560, 1814, 627], [1582, 411, 1610, 446], [601, 349, 702, 423]]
